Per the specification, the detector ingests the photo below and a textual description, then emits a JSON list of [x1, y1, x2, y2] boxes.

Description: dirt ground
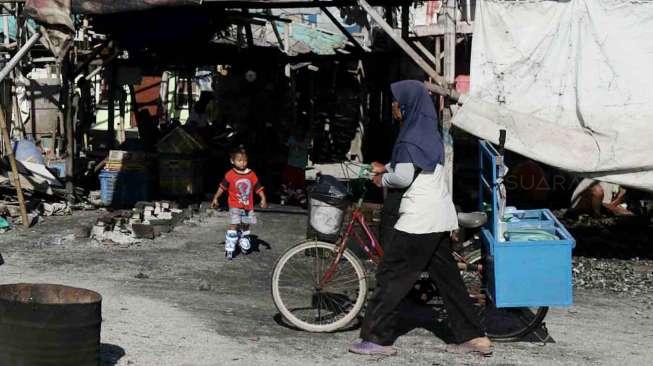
[[0, 208, 651, 366]]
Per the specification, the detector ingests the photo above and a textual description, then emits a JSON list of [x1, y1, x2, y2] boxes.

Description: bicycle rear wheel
[[463, 249, 549, 341], [271, 240, 368, 332]]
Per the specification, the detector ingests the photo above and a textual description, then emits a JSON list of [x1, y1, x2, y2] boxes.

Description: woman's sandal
[[348, 340, 398, 356], [445, 338, 493, 357]]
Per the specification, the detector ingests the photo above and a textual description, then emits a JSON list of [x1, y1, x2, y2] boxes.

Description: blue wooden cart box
[[479, 141, 575, 308]]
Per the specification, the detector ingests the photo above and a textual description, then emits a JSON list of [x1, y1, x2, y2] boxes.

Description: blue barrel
[[0, 283, 102, 366], [99, 170, 150, 207]]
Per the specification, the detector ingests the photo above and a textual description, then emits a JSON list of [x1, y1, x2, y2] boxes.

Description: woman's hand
[[371, 161, 386, 174], [372, 174, 384, 188]]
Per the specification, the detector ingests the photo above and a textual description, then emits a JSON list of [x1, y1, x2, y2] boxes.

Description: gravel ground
[[0, 207, 651, 365]]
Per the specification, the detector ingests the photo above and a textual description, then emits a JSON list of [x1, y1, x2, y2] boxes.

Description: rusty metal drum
[[0, 283, 102, 366]]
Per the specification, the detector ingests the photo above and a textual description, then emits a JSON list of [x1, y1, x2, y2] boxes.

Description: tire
[[271, 240, 368, 332], [463, 250, 549, 341]]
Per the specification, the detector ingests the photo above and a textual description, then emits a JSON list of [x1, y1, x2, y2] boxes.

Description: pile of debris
[[0, 198, 72, 232], [87, 201, 207, 244], [573, 256, 653, 301]]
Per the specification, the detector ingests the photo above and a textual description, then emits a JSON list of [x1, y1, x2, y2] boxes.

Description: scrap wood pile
[[84, 201, 211, 245]]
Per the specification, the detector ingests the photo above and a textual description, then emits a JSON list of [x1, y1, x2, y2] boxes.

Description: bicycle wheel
[[463, 250, 549, 341], [271, 240, 368, 332]]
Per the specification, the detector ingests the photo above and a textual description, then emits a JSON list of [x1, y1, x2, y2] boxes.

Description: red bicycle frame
[[317, 205, 482, 289], [318, 206, 383, 287]]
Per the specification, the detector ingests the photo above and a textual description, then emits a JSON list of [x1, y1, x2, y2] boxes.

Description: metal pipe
[[0, 31, 40, 83]]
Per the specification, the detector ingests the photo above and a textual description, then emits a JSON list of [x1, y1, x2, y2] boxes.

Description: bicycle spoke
[[284, 262, 314, 283]]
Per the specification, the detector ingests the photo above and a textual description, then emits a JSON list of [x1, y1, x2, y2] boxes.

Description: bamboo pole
[[0, 98, 29, 228]]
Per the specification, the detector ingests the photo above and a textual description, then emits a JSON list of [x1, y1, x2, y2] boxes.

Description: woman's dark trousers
[[361, 229, 484, 345]]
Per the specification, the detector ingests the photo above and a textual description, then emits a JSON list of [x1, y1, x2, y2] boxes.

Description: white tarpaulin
[[452, 0, 653, 192]]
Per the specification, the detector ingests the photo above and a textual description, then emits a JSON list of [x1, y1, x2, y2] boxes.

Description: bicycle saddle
[[457, 212, 487, 229]]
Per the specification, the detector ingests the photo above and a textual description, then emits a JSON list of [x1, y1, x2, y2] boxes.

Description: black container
[[0, 283, 102, 366], [306, 175, 350, 243]]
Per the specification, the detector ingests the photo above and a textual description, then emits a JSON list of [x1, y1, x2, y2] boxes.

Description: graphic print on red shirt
[[219, 169, 264, 211]]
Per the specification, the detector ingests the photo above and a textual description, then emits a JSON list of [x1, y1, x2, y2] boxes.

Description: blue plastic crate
[[481, 210, 574, 307], [99, 170, 150, 207]]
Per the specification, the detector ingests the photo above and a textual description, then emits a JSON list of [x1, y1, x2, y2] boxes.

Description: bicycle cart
[[271, 141, 575, 340], [477, 139, 575, 339]]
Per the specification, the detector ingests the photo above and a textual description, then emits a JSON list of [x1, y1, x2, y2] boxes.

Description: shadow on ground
[[395, 299, 553, 344], [100, 343, 126, 366]]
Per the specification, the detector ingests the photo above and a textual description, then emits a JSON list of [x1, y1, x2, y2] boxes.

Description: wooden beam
[[0, 31, 40, 83], [357, 0, 451, 94], [320, 6, 367, 52], [413, 40, 436, 66], [412, 22, 474, 37]]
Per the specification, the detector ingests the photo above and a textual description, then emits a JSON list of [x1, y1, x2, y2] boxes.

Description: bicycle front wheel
[[271, 240, 368, 332]]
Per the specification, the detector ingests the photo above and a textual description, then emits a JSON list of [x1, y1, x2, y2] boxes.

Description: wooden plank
[[412, 22, 474, 37]]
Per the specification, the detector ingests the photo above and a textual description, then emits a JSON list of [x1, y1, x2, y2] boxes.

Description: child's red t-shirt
[[219, 169, 263, 210]]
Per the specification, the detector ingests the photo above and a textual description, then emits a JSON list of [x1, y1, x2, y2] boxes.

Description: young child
[[211, 146, 268, 259]]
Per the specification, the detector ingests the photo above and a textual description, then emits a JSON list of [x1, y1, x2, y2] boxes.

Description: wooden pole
[[242, 9, 254, 48], [0, 95, 29, 228], [186, 71, 193, 111], [442, 0, 456, 193], [107, 65, 115, 150], [63, 56, 75, 200], [401, 4, 409, 40], [266, 9, 285, 51], [435, 36, 442, 75]]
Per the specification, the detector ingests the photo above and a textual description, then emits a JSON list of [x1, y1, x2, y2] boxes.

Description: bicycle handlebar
[[357, 164, 373, 179]]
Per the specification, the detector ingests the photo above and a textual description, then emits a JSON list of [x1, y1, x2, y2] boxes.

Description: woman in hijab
[[349, 80, 492, 357]]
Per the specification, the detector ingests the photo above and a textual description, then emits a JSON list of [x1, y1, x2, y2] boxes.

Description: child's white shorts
[[229, 208, 256, 225]]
